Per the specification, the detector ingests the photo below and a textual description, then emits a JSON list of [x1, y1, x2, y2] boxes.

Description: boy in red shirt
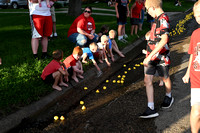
[[63, 46, 84, 83], [182, 1, 200, 132], [41, 50, 68, 91]]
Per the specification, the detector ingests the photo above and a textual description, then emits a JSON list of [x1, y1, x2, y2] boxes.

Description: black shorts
[[144, 61, 170, 79], [67, 67, 73, 78], [43, 73, 54, 84], [130, 18, 139, 25], [117, 15, 127, 25]]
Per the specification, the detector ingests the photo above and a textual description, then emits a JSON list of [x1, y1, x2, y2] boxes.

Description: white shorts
[[191, 88, 200, 106]]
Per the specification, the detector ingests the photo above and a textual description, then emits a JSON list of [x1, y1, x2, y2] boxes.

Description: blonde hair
[[193, 1, 200, 15], [52, 49, 63, 61], [72, 46, 83, 56], [145, 0, 162, 9], [109, 29, 117, 38], [89, 42, 97, 47], [101, 35, 109, 43]]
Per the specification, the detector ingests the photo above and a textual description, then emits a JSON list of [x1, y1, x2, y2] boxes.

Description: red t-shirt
[[67, 14, 96, 37], [188, 28, 200, 88], [63, 54, 77, 68], [41, 60, 61, 80], [131, 2, 143, 18]]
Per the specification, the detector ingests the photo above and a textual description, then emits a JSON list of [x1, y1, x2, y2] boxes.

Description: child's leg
[[98, 50, 104, 63], [122, 25, 125, 37], [59, 75, 68, 87], [190, 105, 200, 133], [109, 47, 115, 62], [76, 61, 84, 79], [71, 70, 79, 83], [82, 53, 88, 63], [135, 25, 138, 35], [131, 25, 135, 35], [112, 40, 125, 57], [52, 71, 62, 91], [118, 25, 123, 40]]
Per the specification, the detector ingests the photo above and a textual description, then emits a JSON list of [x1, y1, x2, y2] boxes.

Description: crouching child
[[41, 50, 69, 91], [63, 46, 84, 83]]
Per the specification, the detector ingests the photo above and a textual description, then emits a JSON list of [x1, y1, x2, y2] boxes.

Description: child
[[82, 42, 103, 77], [63, 46, 84, 83], [38, 0, 51, 8], [97, 25, 109, 38], [97, 35, 111, 66], [41, 50, 68, 91], [142, 31, 164, 87], [139, 0, 173, 119], [115, 0, 130, 42], [108, 29, 125, 61], [130, 0, 144, 37], [182, 1, 200, 132]]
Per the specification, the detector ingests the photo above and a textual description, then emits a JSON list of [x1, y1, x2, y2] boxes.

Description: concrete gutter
[[0, 11, 186, 133]]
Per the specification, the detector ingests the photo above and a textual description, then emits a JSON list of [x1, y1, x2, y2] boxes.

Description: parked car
[[0, 0, 27, 9]]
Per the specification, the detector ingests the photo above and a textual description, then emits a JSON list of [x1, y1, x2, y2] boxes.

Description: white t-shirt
[[29, 1, 51, 16]]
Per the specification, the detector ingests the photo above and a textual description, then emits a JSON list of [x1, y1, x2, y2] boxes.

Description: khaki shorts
[[191, 88, 200, 106], [50, 6, 56, 22]]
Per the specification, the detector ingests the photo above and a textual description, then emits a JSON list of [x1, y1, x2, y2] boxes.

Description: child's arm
[[143, 34, 168, 66], [103, 48, 111, 67], [91, 59, 101, 71], [126, 2, 130, 17], [182, 54, 193, 83], [115, 2, 119, 18]]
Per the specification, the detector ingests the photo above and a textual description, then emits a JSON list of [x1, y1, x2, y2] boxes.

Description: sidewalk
[[0, 10, 188, 133]]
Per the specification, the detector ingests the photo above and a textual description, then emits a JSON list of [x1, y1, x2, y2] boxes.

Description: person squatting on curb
[[41, 50, 69, 91], [139, 0, 174, 119], [67, 6, 98, 47], [182, 1, 200, 133]]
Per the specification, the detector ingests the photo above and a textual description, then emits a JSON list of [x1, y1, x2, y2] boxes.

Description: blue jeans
[[68, 33, 98, 47]]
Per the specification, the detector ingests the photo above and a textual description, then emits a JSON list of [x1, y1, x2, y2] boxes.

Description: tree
[[68, 0, 82, 17]]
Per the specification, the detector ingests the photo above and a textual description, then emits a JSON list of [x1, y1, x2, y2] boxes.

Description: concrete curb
[[0, 10, 189, 133], [0, 37, 146, 133]]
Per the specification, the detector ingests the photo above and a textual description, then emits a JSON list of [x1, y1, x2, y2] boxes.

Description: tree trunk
[[68, 0, 82, 17]]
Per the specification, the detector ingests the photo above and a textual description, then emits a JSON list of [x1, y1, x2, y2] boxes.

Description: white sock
[[118, 36, 123, 40], [148, 102, 154, 110], [166, 92, 172, 98]]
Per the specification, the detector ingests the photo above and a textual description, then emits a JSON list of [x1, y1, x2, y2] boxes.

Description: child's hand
[[182, 74, 189, 83], [107, 62, 111, 67]]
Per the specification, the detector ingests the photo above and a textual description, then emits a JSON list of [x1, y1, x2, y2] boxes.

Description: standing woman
[[115, 0, 130, 43], [67, 7, 98, 47]]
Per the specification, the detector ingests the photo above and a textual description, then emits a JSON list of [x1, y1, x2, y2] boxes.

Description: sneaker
[[54, 33, 58, 37], [123, 34, 128, 39], [118, 38, 128, 43], [139, 107, 159, 118], [161, 96, 174, 109], [50, 33, 53, 38]]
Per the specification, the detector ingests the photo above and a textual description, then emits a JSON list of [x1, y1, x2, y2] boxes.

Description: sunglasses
[[84, 10, 91, 13]]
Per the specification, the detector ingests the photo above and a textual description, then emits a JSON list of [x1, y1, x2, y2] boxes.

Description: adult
[[67, 7, 98, 47], [28, 0, 53, 59]]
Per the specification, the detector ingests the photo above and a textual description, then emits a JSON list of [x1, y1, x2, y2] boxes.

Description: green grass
[[0, 0, 195, 115]]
